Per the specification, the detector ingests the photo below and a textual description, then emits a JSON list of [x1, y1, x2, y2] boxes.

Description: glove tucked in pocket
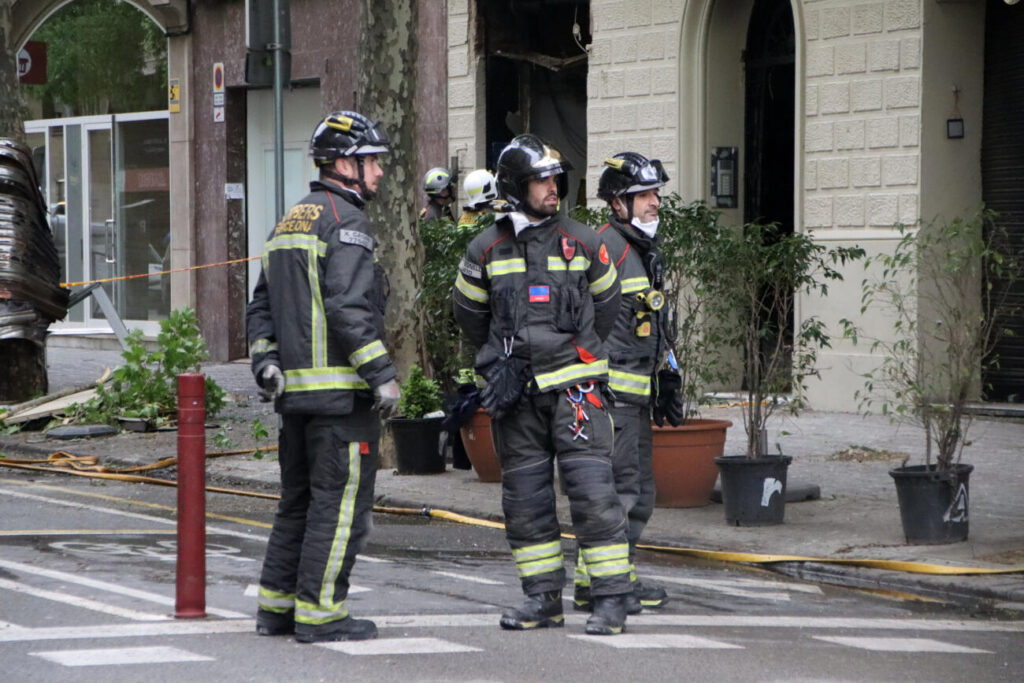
[[478, 356, 531, 420]]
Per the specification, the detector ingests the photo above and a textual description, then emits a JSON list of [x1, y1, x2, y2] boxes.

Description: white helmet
[[463, 169, 498, 209]]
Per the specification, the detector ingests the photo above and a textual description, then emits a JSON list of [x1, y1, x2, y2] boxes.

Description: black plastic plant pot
[[714, 454, 793, 526], [390, 416, 445, 474], [889, 463, 973, 545]]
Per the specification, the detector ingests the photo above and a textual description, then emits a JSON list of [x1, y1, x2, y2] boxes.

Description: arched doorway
[[744, 0, 795, 231]]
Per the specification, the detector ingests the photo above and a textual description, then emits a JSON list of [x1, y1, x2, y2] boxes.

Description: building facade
[[12, 0, 446, 365], [447, 0, 1023, 411]]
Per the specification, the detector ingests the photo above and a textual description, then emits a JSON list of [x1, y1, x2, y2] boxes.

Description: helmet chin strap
[[322, 157, 375, 199]]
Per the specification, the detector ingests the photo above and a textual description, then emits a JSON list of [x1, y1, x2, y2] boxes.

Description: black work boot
[[294, 616, 378, 643], [576, 585, 641, 615], [572, 585, 592, 612], [499, 591, 564, 630], [585, 594, 627, 635], [634, 581, 669, 609], [256, 609, 294, 636]]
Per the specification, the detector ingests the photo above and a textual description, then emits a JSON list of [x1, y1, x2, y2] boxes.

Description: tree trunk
[[0, 3, 46, 403], [358, 0, 425, 468], [0, 340, 47, 403], [358, 0, 425, 379], [0, 0, 23, 139]]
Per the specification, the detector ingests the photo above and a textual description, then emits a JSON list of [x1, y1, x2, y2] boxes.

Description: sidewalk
[[3, 343, 1023, 609]]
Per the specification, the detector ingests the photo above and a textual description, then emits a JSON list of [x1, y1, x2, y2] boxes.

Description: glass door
[[26, 112, 170, 334]]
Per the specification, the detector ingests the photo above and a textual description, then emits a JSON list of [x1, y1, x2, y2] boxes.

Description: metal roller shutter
[[981, 0, 1024, 401]]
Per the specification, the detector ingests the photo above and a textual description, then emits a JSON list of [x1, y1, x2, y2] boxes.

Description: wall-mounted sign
[[213, 106, 225, 123], [18, 41, 47, 85], [213, 62, 225, 93], [168, 78, 181, 113]]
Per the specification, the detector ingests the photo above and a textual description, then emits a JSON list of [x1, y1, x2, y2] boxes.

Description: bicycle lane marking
[[0, 485, 266, 542], [0, 558, 247, 619]]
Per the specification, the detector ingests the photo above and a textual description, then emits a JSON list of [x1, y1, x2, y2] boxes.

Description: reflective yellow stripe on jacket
[[533, 359, 609, 391], [283, 366, 370, 392], [486, 258, 527, 277], [349, 340, 387, 369], [589, 263, 618, 295], [608, 369, 651, 399]]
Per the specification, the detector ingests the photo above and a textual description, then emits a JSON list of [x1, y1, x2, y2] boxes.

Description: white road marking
[[0, 577, 168, 622], [0, 486, 267, 542], [30, 646, 214, 667], [636, 614, 1024, 632], [0, 612, 1021, 645], [568, 633, 742, 649], [0, 620, 257, 643], [647, 574, 824, 601], [0, 558, 246, 619], [429, 570, 503, 585], [815, 636, 992, 653], [318, 637, 482, 655]]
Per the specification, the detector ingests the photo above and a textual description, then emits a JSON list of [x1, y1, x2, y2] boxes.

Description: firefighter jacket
[[453, 213, 621, 393], [596, 216, 669, 406], [419, 200, 455, 222], [247, 180, 396, 415]]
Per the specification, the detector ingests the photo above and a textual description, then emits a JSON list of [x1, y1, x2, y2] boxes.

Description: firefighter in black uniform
[[573, 152, 682, 614], [247, 111, 400, 643], [453, 134, 633, 636], [419, 166, 456, 221]]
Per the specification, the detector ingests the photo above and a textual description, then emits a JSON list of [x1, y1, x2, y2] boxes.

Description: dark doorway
[[479, 0, 589, 209], [981, 0, 1024, 402], [744, 0, 795, 230], [743, 0, 796, 391]]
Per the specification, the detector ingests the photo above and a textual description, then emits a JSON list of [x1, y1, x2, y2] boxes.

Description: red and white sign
[[212, 62, 225, 93], [18, 41, 47, 85]]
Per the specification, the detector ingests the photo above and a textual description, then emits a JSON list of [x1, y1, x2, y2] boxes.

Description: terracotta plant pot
[[651, 418, 732, 507], [459, 408, 501, 482]]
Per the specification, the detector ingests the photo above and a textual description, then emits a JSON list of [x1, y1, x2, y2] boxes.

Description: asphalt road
[[1, 470, 1022, 682]]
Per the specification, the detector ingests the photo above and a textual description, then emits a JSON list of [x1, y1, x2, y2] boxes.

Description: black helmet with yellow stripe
[[309, 111, 389, 167], [495, 134, 572, 212], [596, 152, 668, 202]]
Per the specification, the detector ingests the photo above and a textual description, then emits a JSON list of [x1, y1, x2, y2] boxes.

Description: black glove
[[479, 356, 531, 420], [441, 383, 482, 432], [653, 368, 684, 427]]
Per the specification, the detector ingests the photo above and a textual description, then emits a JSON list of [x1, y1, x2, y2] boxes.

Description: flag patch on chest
[[528, 285, 550, 302]]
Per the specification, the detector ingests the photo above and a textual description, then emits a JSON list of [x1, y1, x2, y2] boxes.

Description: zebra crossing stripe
[[814, 636, 992, 653], [318, 637, 482, 655], [568, 634, 742, 649], [30, 646, 214, 666]]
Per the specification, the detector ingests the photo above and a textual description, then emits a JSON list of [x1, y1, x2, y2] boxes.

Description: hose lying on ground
[[2, 449, 1022, 576]]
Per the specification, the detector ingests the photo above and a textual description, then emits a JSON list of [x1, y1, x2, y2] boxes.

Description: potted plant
[[843, 211, 1021, 544], [388, 364, 445, 474], [418, 213, 497, 479], [706, 221, 864, 525], [646, 195, 734, 508]]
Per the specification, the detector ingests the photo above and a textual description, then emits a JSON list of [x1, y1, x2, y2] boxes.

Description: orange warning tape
[[60, 256, 259, 288]]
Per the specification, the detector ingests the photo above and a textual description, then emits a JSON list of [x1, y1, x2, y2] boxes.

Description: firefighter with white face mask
[[573, 152, 680, 615]]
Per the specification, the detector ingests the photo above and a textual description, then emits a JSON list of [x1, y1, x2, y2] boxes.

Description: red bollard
[[175, 372, 207, 618]]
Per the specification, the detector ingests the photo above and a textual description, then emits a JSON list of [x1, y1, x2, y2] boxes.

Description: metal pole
[[175, 373, 207, 618], [272, 0, 285, 221]]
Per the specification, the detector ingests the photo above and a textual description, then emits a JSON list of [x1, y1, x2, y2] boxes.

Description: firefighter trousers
[[257, 413, 378, 629], [492, 388, 631, 598], [574, 402, 655, 588]]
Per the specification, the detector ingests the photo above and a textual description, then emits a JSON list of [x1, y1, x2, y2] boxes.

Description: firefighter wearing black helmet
[[573, 151, 680, 615], [247, 110, 399, 643], [453, 134, 633, 636]]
